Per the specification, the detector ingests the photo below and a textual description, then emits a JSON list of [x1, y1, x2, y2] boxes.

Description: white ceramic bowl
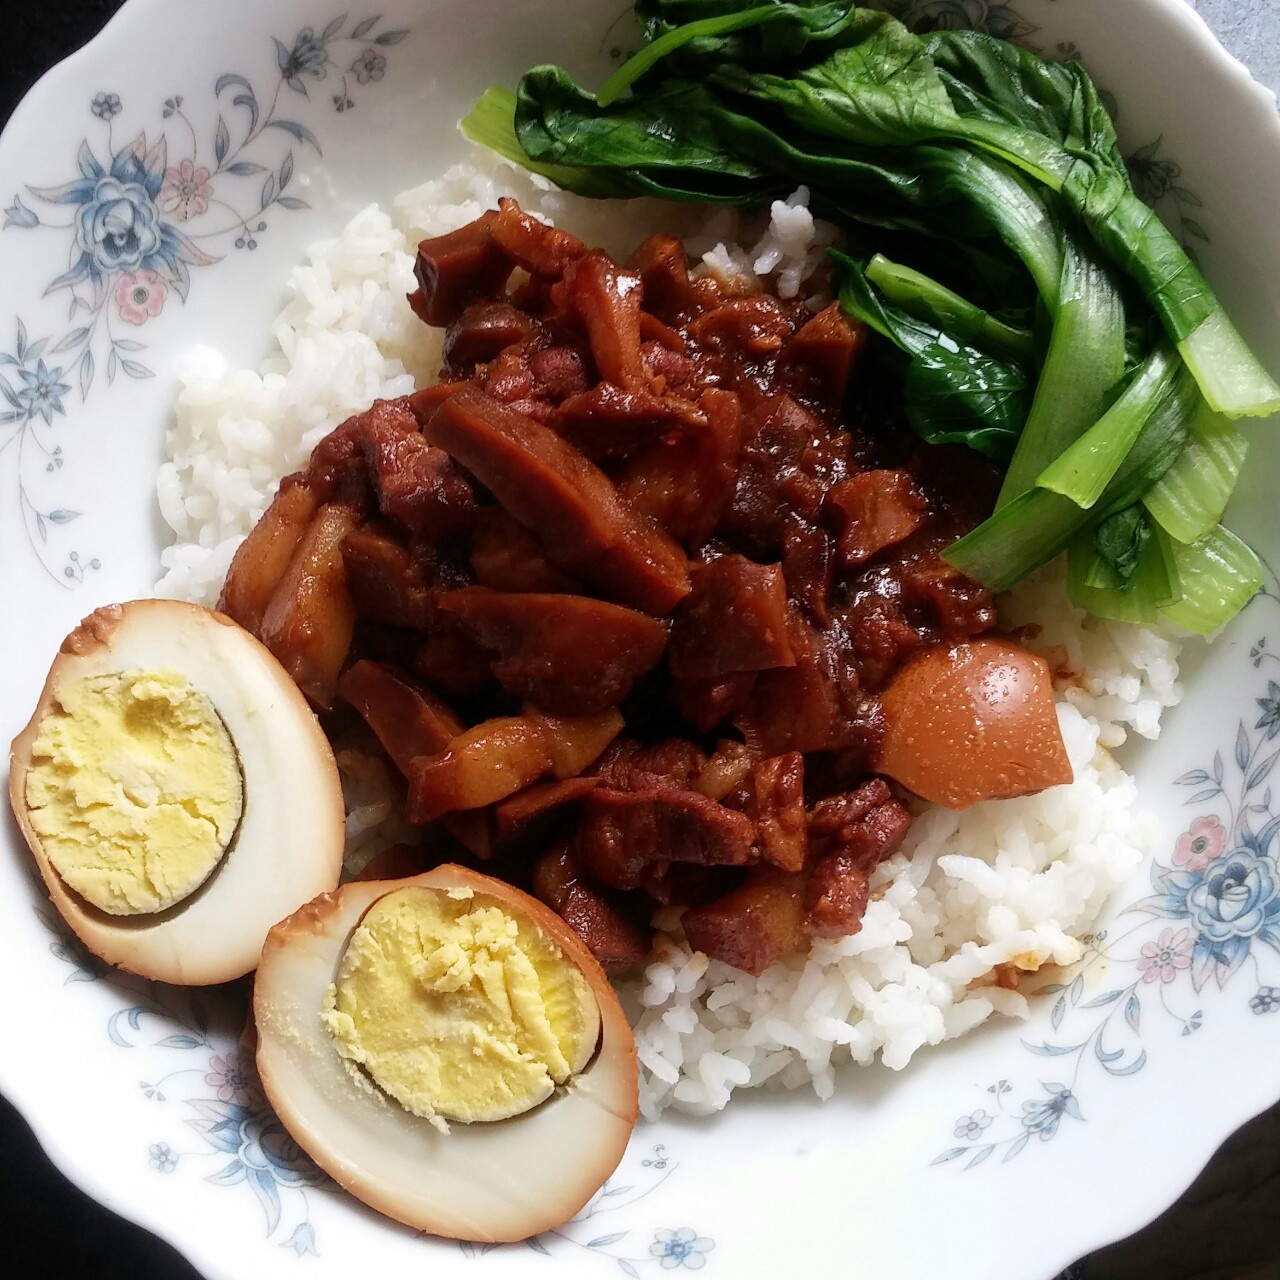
[[3, 2, 1280, 1277]]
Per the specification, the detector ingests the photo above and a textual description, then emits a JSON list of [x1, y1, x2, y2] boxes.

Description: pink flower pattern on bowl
[[205, 1051, 259, 1107], [1173, 815, 1227, 872], [157, 159, 213, 221], [1137, 927, 1194, 984], [113, 268, 167, 325]]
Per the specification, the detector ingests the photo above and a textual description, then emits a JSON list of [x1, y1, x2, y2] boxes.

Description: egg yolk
[[321, 885, 600, 1129], [23, 670, 244, 915]]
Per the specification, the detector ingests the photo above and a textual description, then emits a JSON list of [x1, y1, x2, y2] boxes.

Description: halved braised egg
[[253, 864, 638, 1242], [8, 599, 345, 984]]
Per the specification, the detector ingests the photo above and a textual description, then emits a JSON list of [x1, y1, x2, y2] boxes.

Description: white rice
[[155, 146, 1183, 1118]]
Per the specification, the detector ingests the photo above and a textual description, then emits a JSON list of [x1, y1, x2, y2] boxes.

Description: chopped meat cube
[[258, 502, 359, 709], [842, 591, 922, 688], [527, 345, 591, 401], [691, 740, 758, 801], [412, 211, 513, 326], [804, 853, 871, 938], [412, 612, 498, 698], [723, 393, 826, 552], [532, 847, 651, 973], [640, 342, 704, 398], [780, 513, 835, 626], [671, 672, 758, 733], [423, 387, 690, 614], [682, 868, 807, 975], [467, 509, 581, 594], [825, 470, 928, 568], [734, 605, 864, 756], [483, 346, 536, 403], [406, 716, 551, 823], [219, 477, 318, 634], [554, 383, 696, 460], [303, 415, 373, 503], [807, 779, 911, 872], [689, 295, 796, 356], [339, 523, 434, 630], [438, 587, 668, 714], [783, 303, 867, 404], [311, 397, 476, 542], [807, 778, 893, 840], [901, 558, 996, 637], [618, 386, 742, 547], [337, 659, 463, 775], [738, 753, 807, 872], [590, 737, 707, 791], [668, 554, 794, 681], [575, 787, 756, 890], [443, 301, 538, 374]]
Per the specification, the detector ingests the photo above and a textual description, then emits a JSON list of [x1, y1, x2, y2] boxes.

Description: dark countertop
[[3, 3, 1278, 1277]]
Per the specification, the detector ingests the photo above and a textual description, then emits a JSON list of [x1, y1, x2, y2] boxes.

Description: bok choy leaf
[[831, 250, 1029, 458], [863, 253, 1037, 365], [480, 0, 1275, 626]]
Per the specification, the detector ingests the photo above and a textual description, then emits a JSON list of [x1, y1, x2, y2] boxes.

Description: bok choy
[[464, 0, 1276, 630]]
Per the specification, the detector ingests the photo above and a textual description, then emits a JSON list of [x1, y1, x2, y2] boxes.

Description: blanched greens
[[464, 0, 1274, 629]]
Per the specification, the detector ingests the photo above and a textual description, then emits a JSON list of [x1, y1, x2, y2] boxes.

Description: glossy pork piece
[[219, 202, 1071, 977]]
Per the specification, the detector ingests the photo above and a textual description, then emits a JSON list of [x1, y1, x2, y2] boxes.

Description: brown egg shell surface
[[253, 864, 639, 1243], [878, 636, 1074, 809], [8, 599, 346, 986]]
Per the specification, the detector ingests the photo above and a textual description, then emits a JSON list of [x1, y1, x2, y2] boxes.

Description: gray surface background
[[1191, 0, 1280, 93]]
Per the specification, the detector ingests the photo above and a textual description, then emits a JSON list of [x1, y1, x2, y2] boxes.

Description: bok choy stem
[[995, 237, 1126, 507], [864, 253, 1037, 364], [1035, 344, 1180, 509], [1143, 401, 1249, 544], [945, 360, 1199, 590]]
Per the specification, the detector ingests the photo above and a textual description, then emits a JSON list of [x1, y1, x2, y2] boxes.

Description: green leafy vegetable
[[598, 5, 779, 106], [1143, 400, 1249, 544], [831, 250, 1029, 458], [995, 236, 1126, 507], [864, 253, 1037, 364], [1160, 526, 1265, 634], [1035, 344, 1180, 510], [1066, 519, 1179, 624], [474, 0, 1276, 628], [943, 360, 1199, 590], [1093, 505, 1154, 584]]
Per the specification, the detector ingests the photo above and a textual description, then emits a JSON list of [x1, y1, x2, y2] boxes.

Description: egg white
[[9, 600, 346, 985], [253, 865, 638, 1242]]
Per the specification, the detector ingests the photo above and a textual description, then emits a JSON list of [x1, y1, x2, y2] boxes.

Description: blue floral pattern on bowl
[[33, 897, 717, 1271], [1, 12, 406, 586], [24, 919, 329, 1254], [935, 593, 1280, 1170]]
